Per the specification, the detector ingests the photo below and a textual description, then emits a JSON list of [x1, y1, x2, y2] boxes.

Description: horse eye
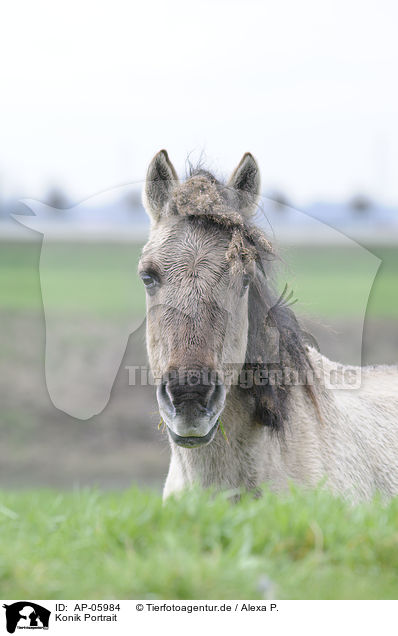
[[140, 272, 158, 290]]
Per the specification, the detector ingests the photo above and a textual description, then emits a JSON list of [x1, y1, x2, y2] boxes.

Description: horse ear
[[228, 153, 261, 216], [143, 149, 179, 221]]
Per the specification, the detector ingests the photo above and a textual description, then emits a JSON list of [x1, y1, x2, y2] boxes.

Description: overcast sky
[[1, 0, 398, 206]]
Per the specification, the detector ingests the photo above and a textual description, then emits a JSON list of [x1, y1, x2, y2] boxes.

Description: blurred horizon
[[1, 182, 397, 245]]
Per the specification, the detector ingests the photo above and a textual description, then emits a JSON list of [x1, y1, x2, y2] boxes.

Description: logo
[[2, 603, 51, 633]]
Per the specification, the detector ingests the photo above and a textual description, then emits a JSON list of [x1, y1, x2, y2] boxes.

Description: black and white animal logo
[[2, 602, 51, 633]]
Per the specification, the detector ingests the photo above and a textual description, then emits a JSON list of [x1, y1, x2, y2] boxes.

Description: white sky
[[1, 0, 398, 205]]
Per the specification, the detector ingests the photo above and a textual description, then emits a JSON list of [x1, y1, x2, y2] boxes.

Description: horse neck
[[168, 385, 271, 491], [167, 381, 325, 493]]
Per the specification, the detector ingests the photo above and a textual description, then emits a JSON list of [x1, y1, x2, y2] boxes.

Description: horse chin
[[166, 419, 219, 448]]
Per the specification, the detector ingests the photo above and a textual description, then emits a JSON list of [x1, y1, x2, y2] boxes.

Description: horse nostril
[[159, 369, 226, 414], [157, 380, 176, 416], [207, 381, 226, 414]]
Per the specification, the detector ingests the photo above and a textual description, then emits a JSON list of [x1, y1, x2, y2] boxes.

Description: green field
[[0, 242, 397, 317], [1, 486, 398, 600], [281, 244, 398, 318], [0, 242, 143, 317]]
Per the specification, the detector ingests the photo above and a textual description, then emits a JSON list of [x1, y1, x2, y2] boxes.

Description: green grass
[[1, 242, 397, 318], [1, 487, 398, 599]]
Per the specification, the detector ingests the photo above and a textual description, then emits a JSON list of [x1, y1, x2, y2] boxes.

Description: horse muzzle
[[156, 369, 226, 447]]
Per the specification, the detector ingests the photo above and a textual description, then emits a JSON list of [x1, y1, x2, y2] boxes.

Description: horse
[[140, 150, 398, 501]]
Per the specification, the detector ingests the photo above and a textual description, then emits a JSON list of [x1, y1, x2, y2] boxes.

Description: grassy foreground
[[1, 487, 398, 600]]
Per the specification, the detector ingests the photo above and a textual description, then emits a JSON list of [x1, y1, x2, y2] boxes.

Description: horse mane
[[176, 165, 319, 433], [243, 239, 318, 433]]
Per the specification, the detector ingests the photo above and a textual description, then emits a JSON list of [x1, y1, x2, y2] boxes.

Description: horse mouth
[[167, 420, 219, 448]]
